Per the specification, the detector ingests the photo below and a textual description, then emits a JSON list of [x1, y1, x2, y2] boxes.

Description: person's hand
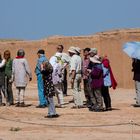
[[40, 63, 44, 71], [29, 77, 32, 81], [87, 69, 91, 73], [70, 78, 74, 89], [9, 78, 13, 83], [4, 59, 7, 62]]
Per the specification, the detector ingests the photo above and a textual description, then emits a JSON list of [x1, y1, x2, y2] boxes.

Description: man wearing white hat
[[50, 49, 64, 108], [68, 46, 83, 108]]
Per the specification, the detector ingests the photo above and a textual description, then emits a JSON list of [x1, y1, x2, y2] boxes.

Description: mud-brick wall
[[0, 28, 140, 88]]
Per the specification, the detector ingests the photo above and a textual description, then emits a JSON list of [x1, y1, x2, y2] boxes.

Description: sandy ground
[[0, 84, 140, 140]]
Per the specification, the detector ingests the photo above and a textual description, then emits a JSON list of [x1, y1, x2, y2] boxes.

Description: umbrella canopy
[[123, 42, 140, 60]]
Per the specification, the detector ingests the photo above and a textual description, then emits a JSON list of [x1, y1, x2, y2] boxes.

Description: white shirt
[[49, 56, 57, 66], [50, 52, 63, 66], [52, 62, 63, 85], [70, 54, 82, 73]]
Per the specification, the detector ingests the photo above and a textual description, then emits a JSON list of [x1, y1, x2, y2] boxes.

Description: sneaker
[[89, 107, 95, 111], [69, 99, 74, 103], [71, 106, 79, 109], [20, 102, 26, 107], [107, 107, 112, 111], [55, 104, 65, 108], [133, 104, 140, 107], [52, 114, 59, 118], [88, 105, 97, 111], [78, 105, 87, 108], [6, 102, 10, 106], [44, 115, 53, 118], [0, 103, 5, 107], [10, 103, 15, 106], [36, 104, 47, 108], [44, 114, 59, 118], [15, 102, 20, 107], [94, 108, 104, 112], [103, 107, 112, 111]]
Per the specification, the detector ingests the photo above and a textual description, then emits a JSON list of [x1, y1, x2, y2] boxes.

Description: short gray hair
[[17, 49, 25, 57]]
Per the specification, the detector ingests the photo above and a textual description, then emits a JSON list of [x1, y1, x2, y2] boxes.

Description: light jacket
[[102, 64, 111, 87], [12, 58, 32, 87]]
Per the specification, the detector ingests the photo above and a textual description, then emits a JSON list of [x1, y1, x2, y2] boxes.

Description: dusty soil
[[0, 84, 140, 140]]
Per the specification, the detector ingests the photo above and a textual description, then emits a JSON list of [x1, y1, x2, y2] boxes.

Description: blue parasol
[[123, 42, 140, 60]]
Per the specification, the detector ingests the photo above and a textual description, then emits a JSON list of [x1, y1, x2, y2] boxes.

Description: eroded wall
[[0, 29, 140, 88]]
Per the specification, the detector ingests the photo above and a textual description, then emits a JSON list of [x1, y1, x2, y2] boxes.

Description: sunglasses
[[57, 47, 62, 49]]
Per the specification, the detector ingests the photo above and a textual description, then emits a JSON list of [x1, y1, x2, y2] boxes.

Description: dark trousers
[[4, 76, 14, 104], [0, 86, 5, 104], [92, 88, 103, 109], [6, 80, 14, 104], [83, 79, 91, 104], [83, 79, 95, 105], [62, 69, 67, 95], [102, 86, 111, 109]]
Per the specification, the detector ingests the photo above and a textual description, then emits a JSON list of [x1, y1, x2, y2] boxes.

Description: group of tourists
[[0, 49, 32, 107], [1, 44, 139, 118], [68, 46, 117, 112]]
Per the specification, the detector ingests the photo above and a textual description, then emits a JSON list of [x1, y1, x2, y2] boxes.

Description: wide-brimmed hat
[[74, 47, 81, 54], [90, 55, 101, 64], [68, 46, 76, 54], [89, 48, 98, 54]]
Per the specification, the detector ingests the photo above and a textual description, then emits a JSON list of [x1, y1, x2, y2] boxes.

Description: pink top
[[82, 57, 90, 80]]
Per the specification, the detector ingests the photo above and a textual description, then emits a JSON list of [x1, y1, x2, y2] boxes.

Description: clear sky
[[0, 0, 140, 40]]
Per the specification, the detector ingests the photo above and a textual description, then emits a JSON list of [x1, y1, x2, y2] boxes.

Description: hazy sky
[[0, 0, 140, 40]]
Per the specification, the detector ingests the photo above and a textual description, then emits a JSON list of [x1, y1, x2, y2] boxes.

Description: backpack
[[42, 60, 53, 75]]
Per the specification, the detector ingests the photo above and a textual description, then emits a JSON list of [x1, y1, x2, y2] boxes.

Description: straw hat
[[89, 48, 98, 55], [74, 47, 81, 54], [68, 46, 76, 54], [90, 55, 101, 64]]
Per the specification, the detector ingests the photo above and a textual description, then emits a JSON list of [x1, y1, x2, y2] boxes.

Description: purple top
[[90, 64, 103, 89], [82, 58, 90, 80]]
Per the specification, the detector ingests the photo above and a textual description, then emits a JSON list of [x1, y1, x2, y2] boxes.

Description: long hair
[[4, 50, 11, 59]]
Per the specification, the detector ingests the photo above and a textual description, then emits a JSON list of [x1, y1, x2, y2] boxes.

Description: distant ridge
[[0, 39, 24, 42], [42, 28, 140, 40]]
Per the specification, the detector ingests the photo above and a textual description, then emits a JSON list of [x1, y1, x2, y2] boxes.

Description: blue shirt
[[35, 54, 48, 75], [102, 64, 111, 87]]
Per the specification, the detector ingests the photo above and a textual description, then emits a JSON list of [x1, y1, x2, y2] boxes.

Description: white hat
[[89, 48, 98, 54], [68, 46, 76, 54], [90, 55, 101, 64], [74, 47, 81, 54]]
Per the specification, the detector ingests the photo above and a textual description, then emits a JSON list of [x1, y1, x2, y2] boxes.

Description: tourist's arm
[[0, 59, 6, 68]]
